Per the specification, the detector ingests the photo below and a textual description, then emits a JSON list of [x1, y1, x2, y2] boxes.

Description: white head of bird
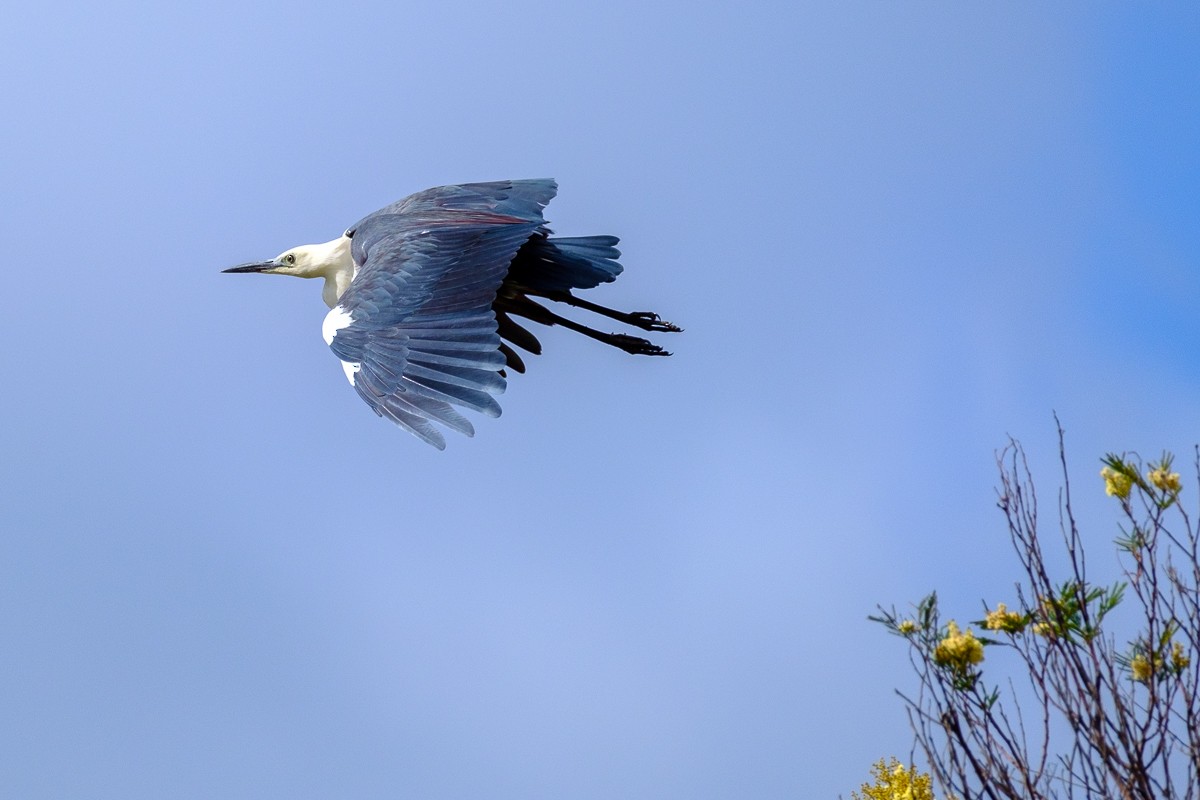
[[223, 234, 355, 308]]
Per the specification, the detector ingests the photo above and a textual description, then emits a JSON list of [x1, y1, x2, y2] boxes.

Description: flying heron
[[223, 179, 679, 448]]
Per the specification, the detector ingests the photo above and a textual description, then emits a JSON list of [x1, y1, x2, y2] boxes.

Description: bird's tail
[[493, 233, 680, 373], [506, 234, 624, 293]]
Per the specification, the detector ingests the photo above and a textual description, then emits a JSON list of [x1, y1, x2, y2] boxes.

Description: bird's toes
[[631, 311, 683, 333], [610, 333, 672, 357]]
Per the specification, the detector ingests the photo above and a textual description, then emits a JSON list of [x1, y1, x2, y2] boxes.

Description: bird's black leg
[[541, 291, 682, 333], [497, 291, 672, 356], [540, 307, 672, 356]]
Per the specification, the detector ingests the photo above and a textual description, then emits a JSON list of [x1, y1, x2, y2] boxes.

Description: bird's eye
[[283, 254, 296, 265]]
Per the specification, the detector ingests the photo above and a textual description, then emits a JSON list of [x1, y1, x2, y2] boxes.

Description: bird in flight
[[223, 179, 679, 448]]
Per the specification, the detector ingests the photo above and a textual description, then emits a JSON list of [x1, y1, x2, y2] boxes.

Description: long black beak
[[222, 261, 276, 274]]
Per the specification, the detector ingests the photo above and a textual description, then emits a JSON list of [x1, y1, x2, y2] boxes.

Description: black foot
[[609, 333, 672, 356], [628, 311, 683, 333]]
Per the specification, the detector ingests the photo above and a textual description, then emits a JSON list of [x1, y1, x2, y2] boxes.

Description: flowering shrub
[[851, 758, 935, 800], [872, 426, 1200, 799]]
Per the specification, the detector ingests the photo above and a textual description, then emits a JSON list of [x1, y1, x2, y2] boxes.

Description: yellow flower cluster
[[1031, 596, 1064, 638], [1172, 641, 1190, 671], [984, 602, 1026, 633], [1101, 466, 1133, 498], [1131, 653, 1155, 683], [851, 758, 935, 800], [1147, 467, 1182, 493], [933, 621, 984, 671], [898, 620, 918, 635], [1130, 642, 1191, 684]]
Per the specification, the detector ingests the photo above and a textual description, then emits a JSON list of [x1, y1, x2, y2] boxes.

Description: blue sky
[[2, 3, 1198, 798]]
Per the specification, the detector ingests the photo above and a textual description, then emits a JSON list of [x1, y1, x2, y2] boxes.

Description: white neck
[[309, 235, 355, 308]]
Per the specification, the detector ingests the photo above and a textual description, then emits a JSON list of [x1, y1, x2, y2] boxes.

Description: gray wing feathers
[[360, 179, 557, 224], [350, 329, 491, 449], [330, 181, 556, 447]]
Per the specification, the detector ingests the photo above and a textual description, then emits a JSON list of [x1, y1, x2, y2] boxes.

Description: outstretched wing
[[324, 180, 556, 448], [354, 179, 558, 228]]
